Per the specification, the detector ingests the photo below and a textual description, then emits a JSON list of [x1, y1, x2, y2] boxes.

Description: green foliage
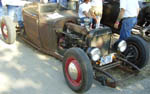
[[145, 0, 150, 2]]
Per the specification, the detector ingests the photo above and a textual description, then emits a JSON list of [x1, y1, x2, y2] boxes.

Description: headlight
[[117, 40, 127, 52], [88, 48, 101, 61]]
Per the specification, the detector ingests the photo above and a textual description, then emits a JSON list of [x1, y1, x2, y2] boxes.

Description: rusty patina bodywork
[[12, 2, 148, 92], [0, 1, 149, 92], [22, 3, 78, 59], [22, 3, 111, 60]]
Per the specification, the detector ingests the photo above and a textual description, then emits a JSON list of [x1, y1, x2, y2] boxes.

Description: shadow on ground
[[0, 33, 150, 94]]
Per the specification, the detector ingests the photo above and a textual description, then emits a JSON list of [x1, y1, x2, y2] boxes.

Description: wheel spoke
[[125, 44, 139, 62]]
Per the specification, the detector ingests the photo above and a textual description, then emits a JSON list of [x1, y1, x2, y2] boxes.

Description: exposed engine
[[59, 28, 87, 49]]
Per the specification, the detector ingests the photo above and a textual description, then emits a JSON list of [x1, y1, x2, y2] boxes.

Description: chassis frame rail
[[94, 55, 140, 88]]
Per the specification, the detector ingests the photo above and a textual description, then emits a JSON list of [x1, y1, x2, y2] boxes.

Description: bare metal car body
[[22, 3, 77, 60]]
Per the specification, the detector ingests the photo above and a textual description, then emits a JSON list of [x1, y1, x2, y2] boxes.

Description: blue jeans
[[119, 17, 137, 40], [59, 0, 68, 8], [7, 5, 24, 28], [48, 0, 57, 3], [80, 17, 92, 24], [0, 1, 3, 19]]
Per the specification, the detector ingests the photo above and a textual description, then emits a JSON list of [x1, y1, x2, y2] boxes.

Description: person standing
[[1, 0, 28, 28], [90, 0, 103, 28], [78, 0, 91, 24], [0, 0, 3, 19], [114, 0, 140, 41], [48, 0, 58, 3], [40, 0, 48, 3]]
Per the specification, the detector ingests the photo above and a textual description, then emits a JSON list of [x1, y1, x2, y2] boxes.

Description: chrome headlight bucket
[[87, 47, 101, 61], [117, 40, 127, 52]]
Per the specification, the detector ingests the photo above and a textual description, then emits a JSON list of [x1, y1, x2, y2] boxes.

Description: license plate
[[100, 54, 113, 66]]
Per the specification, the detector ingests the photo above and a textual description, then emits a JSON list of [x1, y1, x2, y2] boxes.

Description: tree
[[145, 0, 150, 2]]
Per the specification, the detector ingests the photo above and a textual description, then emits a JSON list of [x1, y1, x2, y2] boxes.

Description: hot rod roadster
[[0, 2, 149, 93]]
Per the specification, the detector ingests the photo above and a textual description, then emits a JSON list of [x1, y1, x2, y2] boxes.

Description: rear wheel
[[63, 48, 93, 93], [1, 16, 16, 44], [124, 36, 149, 69]]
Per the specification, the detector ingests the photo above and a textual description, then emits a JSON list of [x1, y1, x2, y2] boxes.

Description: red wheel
[[65, 57, 82, 87], [0, 16, 16, 44], [1, 23, 8, 39], [63, 48, 93, 93]]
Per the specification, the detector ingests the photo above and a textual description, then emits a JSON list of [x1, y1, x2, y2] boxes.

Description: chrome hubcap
[[68, 62, 78, 80]]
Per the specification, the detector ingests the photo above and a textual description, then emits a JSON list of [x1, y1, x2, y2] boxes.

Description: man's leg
[[96, 15, 102, 28], [7, 5, 24, 28], [0, 1, 3, 20], [119, 17, 137, 40], [80, 17, 93, 28], [16, 7, 24, 28], [7, 5, 17, 21], [112, 17, 137, 51]]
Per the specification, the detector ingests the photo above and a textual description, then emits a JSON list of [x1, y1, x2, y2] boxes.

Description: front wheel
[[63, 48, 93, 93], [1, 16, 16, 44], [124, 36, 149, 69]]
